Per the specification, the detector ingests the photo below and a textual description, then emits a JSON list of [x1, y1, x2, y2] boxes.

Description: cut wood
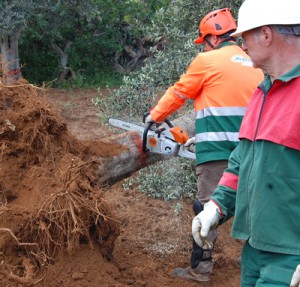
[[97, 112, 195, 185]]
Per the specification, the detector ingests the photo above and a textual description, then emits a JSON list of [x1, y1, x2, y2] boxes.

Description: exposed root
[[0, 82, 45, 91], [0, 182, 8, 211], [0, 264, 45, 286], [0, 84, 121, 284], [20, 107, 67, 156], [0, 228, 40, 272], [0, 228, 38, 247], [0, 229, 44, 285], [24, 159, 119, 260], [0, 157, 119, 285], [36, 188, 112, 257]]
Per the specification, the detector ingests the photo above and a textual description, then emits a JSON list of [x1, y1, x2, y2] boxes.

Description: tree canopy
[[16, 0, 170, 85], [101, 0, 243, 121], [1, 0, 243, 87], [0, 0, 99, 84]]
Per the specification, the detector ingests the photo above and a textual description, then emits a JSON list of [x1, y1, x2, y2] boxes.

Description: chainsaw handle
[[164, 118, 173, 128], [143, 111, 173, 127], [142, 118, 173, 153], [142, 122, 152, 153]]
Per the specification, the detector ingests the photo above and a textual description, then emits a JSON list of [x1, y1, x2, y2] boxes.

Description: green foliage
[[0, 0, 95, 36], [105, 0, 243, 201], [123, 157, 197, 201], [55, 70, 123, 89], [18, 0, 170, 86], [102, 0, 243, 121], [19, 0, 113, 85], [0, 1, 34, 36]]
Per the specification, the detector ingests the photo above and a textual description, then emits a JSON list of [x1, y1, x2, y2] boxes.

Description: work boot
[[173, 266, 210, 282], [173, 199, 214, 282]]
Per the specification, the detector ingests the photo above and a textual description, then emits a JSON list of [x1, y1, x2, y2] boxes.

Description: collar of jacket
[[261, 64, 300, 92], [214, 41, 237, 50]]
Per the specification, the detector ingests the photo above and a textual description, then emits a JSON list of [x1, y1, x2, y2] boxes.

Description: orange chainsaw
[[108, 117, 196, 160]]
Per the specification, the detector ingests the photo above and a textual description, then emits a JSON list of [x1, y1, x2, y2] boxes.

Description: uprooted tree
[[97, 113, 195, 185], [0, 83, 121, 284]]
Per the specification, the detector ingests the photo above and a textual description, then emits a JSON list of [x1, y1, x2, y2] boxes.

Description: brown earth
[[0, 83, 243, 287]]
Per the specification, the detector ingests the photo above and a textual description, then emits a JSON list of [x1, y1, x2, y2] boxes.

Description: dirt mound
[[0, 84, 243, 287], [0, 82, 119, 285]]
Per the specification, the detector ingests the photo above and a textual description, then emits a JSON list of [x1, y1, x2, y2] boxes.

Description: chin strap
[[204, 38, 214, 49]]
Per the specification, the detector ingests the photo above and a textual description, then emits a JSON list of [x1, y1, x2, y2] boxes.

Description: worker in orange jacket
[[146, 8, 264, 282]]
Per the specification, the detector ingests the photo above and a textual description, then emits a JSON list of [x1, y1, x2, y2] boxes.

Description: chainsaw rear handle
[[142, 115, 173, 153]]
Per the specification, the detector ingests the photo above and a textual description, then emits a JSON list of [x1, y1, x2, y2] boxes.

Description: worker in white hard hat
[[191, 0, 300, 285]]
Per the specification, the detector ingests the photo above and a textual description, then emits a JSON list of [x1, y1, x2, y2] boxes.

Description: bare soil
[[0, 83, 243, 287]]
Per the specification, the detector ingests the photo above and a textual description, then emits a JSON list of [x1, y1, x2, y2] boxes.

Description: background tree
[[101, 0, 243, 121], [99, 0, 244, 196], [0, 0, 97, 85], [19, 0, 170, 86], [0, 1, 33, 84]]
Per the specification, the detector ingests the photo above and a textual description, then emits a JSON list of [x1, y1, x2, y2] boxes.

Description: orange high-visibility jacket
[[150, 42, 264, 165]]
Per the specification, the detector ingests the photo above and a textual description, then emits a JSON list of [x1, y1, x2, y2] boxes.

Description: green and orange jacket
[[150, 41, 264, 165], [211, 65, 300, 255]]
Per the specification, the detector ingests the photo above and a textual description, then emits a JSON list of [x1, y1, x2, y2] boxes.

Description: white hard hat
[[231, 0, 300, 37]]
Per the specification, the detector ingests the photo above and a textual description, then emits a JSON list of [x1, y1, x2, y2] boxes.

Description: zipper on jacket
[[245, 84, 268, 233]]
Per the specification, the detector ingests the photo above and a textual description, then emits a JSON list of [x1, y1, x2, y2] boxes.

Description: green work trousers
[[241, 241, 300, 286]]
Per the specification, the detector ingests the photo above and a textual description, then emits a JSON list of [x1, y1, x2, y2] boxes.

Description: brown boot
[[173, 267, 210, 282]]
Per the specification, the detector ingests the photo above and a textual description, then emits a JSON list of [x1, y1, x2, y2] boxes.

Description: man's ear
[[211, 34, 219, 45], [260, 26, 273, 46]]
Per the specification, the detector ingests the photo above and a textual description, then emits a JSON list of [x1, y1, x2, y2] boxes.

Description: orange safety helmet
[[194, 8, 237, 44]]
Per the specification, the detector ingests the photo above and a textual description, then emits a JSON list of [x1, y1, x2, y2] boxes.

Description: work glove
[[290, 265, 300, 287], [145, 114, 155, 124], [192, 201, 222, 250], [144, 113, 163, 125], [184, 136, 195, 147]]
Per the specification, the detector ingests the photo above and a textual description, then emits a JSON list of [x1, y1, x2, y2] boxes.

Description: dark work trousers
[[190, 160, 228, 273]]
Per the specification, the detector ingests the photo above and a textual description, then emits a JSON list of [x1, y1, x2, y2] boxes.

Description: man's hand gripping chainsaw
[[108, 115, 196, 159]]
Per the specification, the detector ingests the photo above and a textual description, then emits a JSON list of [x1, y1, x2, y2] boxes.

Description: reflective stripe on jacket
[[150, 42, 264, 164]]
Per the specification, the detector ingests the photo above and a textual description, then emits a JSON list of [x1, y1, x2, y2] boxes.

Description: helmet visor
[[194, 29, 204, 44]]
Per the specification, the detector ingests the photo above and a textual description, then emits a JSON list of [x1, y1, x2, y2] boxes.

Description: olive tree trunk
[[1, 34, 22, 85], [97, 112, 195, 185]]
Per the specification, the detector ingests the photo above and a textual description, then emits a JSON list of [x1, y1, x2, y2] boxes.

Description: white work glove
[[290, 265, 300, 287], [192, 201, 222, 250], [145, 114, 154, 124], [184, 136, 195, 147], [145, 114, 163, 125]]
